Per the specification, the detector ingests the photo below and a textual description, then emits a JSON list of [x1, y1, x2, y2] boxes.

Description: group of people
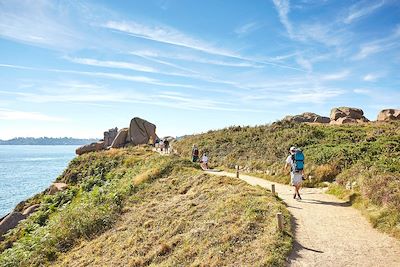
[[156, 139, 170, 154], [190, 144, 305, 199], [191, 145, 209, 170]]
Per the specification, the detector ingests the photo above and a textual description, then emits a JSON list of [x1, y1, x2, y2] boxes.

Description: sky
[[0, 0, 399, 139]]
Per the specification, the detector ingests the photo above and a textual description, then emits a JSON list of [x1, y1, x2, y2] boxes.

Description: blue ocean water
[[0, 145, 77, 218]]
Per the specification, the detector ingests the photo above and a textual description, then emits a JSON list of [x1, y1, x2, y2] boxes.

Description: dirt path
[[205, 170, 400, 267]]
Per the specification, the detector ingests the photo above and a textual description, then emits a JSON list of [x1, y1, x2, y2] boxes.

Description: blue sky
[[0, 0, 399, 139]]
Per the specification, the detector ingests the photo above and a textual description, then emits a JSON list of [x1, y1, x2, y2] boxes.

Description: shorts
[[192, 156, 199, 162], [291, 172, 303, 186]]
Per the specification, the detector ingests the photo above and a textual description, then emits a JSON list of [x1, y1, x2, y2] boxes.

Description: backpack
[[291, 150, 304, 172]]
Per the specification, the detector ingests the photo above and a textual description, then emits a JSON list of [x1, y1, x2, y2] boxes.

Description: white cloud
[[103, 20, 236, 58], [0, 0, 84, 50], [344, 0, 385, 24], [65, 57, 156, 72], [320, 70, 350, 81], [0, 108, 65, 121], [105, 21, 301, 71], [353, 26, 400, 60], [272, 0, 293, 37], [0, 63, 197, 89], [235, 22, 261, 36], [363, 73, 383, 82], [353, 88, 371, 94], [8, 88, 260, 113], [296, 23, 345, 47], [296, 56, 312, 72]]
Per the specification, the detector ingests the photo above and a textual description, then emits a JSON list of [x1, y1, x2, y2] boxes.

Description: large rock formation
[[103, 127, 118, 147], [330, 107, 369, 124], [76, 141, 105, 155], [283, 112, 330, 124], [76, 128, 118, 155], [111, 128, 129, 148], [128, 117, 158, 145], [377, 109, 400, 121], [76, 117, 158, 155]]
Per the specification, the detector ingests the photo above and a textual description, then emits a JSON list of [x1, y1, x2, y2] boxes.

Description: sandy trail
[[205, 170, 400, 267]]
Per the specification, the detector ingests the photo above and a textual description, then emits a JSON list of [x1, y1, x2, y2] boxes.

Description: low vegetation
[[0, 146, 291, 266], [174, 121, 400, 238]]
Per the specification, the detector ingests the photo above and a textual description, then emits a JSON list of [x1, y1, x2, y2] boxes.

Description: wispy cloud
[[5, 87, 260, 112], [363, 73, 384, 82], [344, 0, 385, 24], [0, 108, 65, 121], [103, 20, 236, 58], [0, 63, 198, 89], [320, 70, 350, 81], [353, 88, 371, 94], [296, 55, 313, 72], [105, 21, 304, 71], [353, 26, 400, 60], [235, 22, 262, 36], [65, 57, 156, 72], [0, 0, 84, 50], [272, 0, 293, 37]]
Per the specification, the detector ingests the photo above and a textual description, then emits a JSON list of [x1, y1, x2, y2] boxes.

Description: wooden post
[[271, 184, 276, 195], [276, 212, 283, 231], [235, 165, 239, 178]]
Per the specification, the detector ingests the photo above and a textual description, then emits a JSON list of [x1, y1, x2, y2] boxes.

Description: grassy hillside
[[0, 146, 291, 266], [173, 121, 400, 238]]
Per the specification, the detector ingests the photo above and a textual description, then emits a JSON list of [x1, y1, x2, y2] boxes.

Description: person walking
[[164, 139, 170, 154], [285, 146, 304, 199], [192, 145, 199, 162], [201, 152, 209, 170]]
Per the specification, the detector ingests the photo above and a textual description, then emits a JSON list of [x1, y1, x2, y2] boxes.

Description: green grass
[[0, 146, 292, 266], [173, 121, 400, 238]]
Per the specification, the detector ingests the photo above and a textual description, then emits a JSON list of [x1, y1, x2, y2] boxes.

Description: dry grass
[[55, 169, 292, 267]]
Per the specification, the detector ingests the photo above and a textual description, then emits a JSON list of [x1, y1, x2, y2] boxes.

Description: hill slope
[[173, 121, 400, 238], [0, 147, 291, 266]]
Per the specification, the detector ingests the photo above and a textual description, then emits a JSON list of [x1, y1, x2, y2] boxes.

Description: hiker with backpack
[[192, 145, 199, 162], [285, 146, 305, 200]]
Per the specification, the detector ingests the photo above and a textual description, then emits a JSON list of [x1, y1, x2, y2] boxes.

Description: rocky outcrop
[[22, 204, 40, 216], [48, 182, 68, 195], [76, 117, 158, 155], [377, 109, 400, 121], [0, 212, 26, 237], [103, 127, 118, 147], [283, 112, 330, 124], [111, 128, 129, 148], [330, 107, 369, 124], [76, 141, 105, 155], [128, 117, 158, 145]]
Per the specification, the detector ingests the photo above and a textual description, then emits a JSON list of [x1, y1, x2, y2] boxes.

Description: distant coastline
[[0, 137, 99, 145]]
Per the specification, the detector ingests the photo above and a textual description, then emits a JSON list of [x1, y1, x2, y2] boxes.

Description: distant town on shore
[[0, 137, 99, 145]]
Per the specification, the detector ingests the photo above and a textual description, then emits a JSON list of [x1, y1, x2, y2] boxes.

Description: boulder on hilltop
[[330, 107, 369, 124], [283, 112, 330, 123], [76, 117, 158, 155], [377, 109, 400, 121], [128, 117, 158, 145], [111, 128, 129, 148]]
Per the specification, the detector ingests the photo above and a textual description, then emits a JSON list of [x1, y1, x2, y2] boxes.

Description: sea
[[0, 145, 77, 218]]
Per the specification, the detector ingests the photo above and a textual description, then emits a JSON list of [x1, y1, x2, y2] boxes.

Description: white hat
[[290, 146, 296, 151]]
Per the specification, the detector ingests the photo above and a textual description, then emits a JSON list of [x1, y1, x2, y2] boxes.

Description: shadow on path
[[287, 216, 324, 265], [299, 199, 351, 207]]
